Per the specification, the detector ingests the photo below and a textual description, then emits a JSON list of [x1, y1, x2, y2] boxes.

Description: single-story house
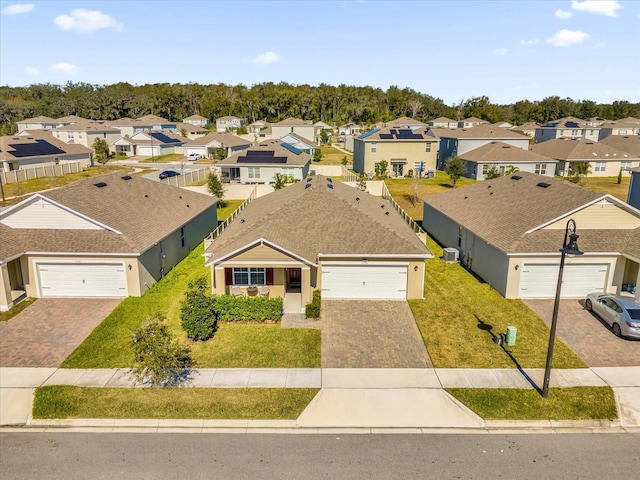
[[204, 175, 432, 309], [183, 132, 251, 159], [248, 120, 269, 133], [113, 131, 185, 157], [510, 122, 538, 139], [177, 122, 209, 140], [423, 172, 640, 299], [0, 131, 92, 172], [0, 172, 218, 311], [215, 139, 311, 184], [531, 137, 640, 177], [459, 142, 557, 180], [339, 123, 362, 135], [279, 132, 316, 156], [183, 114, 210, 128]]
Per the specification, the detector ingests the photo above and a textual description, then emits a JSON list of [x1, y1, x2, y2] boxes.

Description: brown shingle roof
[[598, 136, 640, 157], [281, 132, 315, 147], [184, 115, 208, 121], [273, 117, 313, 126], [0, 133, 91, 161], [459, 142, 555, 163], [531, 137, 639, 161], [54, 120, 120, 133], [17, 116, 57, 124], [205, 175, 431, 264], [176, 122, 209, 134], [358, 126, 438, 142], [216, 139, 310, 166], [423, 172, 605, 253], [184, 132, 251, 148], [388, 116, 426, 127], [438, 124, 528, 139]]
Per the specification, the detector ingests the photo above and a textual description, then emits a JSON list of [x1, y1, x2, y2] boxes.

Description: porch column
[[301, 267, 311, 304], [0, 264, 12, 311]]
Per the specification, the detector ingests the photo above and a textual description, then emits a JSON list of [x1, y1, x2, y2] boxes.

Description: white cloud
[[492, 48, 508, 56], [1, 3, 34, 15], [50, 62, 80, 74], [24, 66, 40, 76], [520, 38, 540, 46], [248, 51, 280, 66], [546, 29, 589, 47], [555, 9, 573, 19], [53, 9, 124, 34], [571, 0, 622, 17]]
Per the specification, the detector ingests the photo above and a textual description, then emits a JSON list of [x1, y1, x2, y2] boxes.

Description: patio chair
[[258, 286, 270, 297], [231, 286, 243, 297]]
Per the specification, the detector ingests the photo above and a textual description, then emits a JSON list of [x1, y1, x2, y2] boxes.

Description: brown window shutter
[[266, 268, 274, 286], [225, 268, 233, 285]]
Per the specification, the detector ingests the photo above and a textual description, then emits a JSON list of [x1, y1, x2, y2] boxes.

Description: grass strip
[[0, 298, 37, 322], [447, 387, 617, 420], [33, 386, 319, 420]]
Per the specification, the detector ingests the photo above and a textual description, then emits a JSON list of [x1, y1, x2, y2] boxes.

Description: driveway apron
[[321, 300, 432, 368], [524, 299, 640, 367], [0, 298, 121, 367]]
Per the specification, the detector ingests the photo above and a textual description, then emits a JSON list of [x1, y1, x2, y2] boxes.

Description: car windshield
[[627, 309, 640, 320]]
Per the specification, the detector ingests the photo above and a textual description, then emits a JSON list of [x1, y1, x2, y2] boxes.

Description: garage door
[[37, 263, 128, 298], [321, 265, 407, 300], [518, 263, 609, 299]]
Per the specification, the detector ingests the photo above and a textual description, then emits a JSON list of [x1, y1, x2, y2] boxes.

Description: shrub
[[213, 295, 283, 323], [131, 312, 194, 387], [305, 290, 321, 319], [180, 276, 217, 341]]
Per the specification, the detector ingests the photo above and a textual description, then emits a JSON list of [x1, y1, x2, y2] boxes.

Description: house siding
[[353, 139, 438, 175], [545, 201, 640, 230]]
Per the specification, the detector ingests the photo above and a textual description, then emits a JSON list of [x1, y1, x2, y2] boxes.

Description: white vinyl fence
[[0, 162, 85, 184], [159, 167, 212, 187]]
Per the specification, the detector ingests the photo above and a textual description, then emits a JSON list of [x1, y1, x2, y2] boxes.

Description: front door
[[288, 268, 301, 292]]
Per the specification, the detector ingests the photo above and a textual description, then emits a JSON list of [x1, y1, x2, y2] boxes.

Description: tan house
[[183, 114, 210, 128], [113, 131, 185, 157], [510, 122, 539, 139], [271, 118, 316, 143], [534, 116, 600, 143], [16, 116, 60, 131], [598, 120, 640, 139], [457, 117, 488, 129], [458, 141, 557, 180], [531, 137, 640, 177], [205, 175, 432, 311], [0, 173, 218, 311], [353, 126, 439, 177], [106, 115, 177, 137], [423, 172, 640, 299], [428, 117, 457, 128], [216, 116, 245, 133], [52, 120, 121, 152], [0, 131, 92, 172]]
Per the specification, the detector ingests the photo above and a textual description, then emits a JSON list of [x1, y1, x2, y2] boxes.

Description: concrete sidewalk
[[2, 366, 639, 430]]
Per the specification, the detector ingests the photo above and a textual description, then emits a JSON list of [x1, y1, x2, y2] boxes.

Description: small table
[[246, 286, 258, 297]]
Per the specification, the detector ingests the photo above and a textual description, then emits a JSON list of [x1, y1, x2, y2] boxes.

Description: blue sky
[[1, 0, 639, 106]]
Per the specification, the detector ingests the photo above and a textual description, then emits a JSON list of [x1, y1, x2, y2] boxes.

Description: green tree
[[92, 137, 111, 166], [130, 312, 194, 387], [341, 156, 349, 166], [445, 156, 466, 186], [568, 161, 591, 184], [505, 165, 520, 175], [376, 159, 389, 179], [312, 148, 323, 162], [484, 165, 501, 180], [207, 170, 224, 205], [273, 173, 286, 190], [356, 173, 367, 192], [617, 168, 623, 184], [180, 276, 217, 341], [320, 129, 329, 145], [180, 127, 188, 137]]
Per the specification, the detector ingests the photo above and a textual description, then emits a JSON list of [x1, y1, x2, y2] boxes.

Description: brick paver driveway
[[0, 298, 121, 367], [525, 299, 640, 367], [322, 300, 432, 368]]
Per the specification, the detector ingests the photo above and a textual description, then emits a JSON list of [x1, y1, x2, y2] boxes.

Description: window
[[571, 129, 579, 136], [180, 227, 185, 248], [233, 268, 265, 286], [425, 143, 431, 153], [281, 167, 295, 178], [482, 164, 490, 175], [535, 164, 547, 175], [248, 167, 261, 179], [414, 162, 423, 173], [595, 162, 606, 172], [619, 129, 627, 135], [621, 161, 632, 170], [371, 142, 377, 153]]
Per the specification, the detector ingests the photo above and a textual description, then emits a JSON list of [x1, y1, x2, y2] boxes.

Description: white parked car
[[187, 153, 202, 161], [585, 293, 640, 339]]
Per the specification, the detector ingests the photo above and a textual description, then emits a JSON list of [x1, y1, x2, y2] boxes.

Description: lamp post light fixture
[[541, 219, 584, 398]]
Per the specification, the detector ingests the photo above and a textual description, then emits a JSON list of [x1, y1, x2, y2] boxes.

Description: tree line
[[1, 81, 638, 136]]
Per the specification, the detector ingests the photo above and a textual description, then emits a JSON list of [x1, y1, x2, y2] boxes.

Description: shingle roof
[[531, 137, 639, 161], [598, 136, 640, 157], [281, 132, 315, 147], [438, 124, 529, 139], [422, 172, 607, 253], [0, 133, 91, 161], [216, 116, 242, 121], [205, 175, 431, 264], [273, 117, 313, 126], [459, 142, 555, 163], [54, 120, 120, 133], [176, 122, 209, 134], [358, 126, 438, 142], [216, 139, 311, 167], [0, 172, 218, 260], [17, 116, 57, 124], [429, 117, 456, 124], [388, 116, 426, 127], [184, 132, 251, 147], [184, 115, 208, 121]]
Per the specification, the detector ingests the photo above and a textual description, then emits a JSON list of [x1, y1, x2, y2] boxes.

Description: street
[[1, 432, 638, 479]]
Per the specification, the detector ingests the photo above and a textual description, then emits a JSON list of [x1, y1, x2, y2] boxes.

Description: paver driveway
[[0, 298, 121, 367], [525, 299, 640, 367], [322, 300, 432, 368]]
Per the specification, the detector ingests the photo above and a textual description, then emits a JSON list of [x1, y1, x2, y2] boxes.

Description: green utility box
[[506, 326, 517, 347]]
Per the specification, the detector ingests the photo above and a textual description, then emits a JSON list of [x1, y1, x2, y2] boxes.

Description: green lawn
[[385, 172, 477, 221], [33, 386, 318, 420], [62, 244, 321, 369], [448, 387, 617, 420], [0, 298, 37, 322], [580, 175, 631, 201], [315, 146, 352, 165], [139, 153, 184, 163], [217, 199, 245, 221], [409, 239, 586, 369]]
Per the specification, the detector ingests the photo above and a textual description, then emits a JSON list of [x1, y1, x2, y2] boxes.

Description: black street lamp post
[[541, 219, 584, 398]]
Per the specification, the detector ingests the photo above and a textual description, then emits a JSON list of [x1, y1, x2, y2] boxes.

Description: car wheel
[[585, 299, 592, 311], [612, 323, 622, 337]]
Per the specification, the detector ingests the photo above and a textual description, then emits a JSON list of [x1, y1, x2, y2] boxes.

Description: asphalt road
[[1, 432, 639, 479]]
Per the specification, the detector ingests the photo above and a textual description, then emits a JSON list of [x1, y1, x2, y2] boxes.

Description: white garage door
[[518, 263, 609, 299], [321, 265, 407, 300], [37, 263, 128, 298]]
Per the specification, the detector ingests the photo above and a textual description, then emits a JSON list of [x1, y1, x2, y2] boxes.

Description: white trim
[[506, 251, 622, 257], [35, 260, 128, 298], [318, 253, 433, 259], [216, 261, 305, 265], [25, 251, 139, 257], [206, 238, 316, 267]]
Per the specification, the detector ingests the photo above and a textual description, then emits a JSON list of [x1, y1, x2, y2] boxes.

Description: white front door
[[321, 265, 407, 300], [37, 263, 128, 298], [518, 263, 609, 299]]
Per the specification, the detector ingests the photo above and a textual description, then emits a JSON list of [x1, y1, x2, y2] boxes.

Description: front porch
[[0, 258, 27, 312]]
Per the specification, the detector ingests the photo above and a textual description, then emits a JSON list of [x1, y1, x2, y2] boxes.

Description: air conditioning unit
[[443, 247, 459, 263]]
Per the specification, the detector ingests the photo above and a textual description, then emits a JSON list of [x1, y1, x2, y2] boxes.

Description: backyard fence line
[[204, 186, 258, 249], [0, 162, 85, 184], [161, 167, 211, 188], [380, 181, 428, 244], [341, 166, 358, 182]]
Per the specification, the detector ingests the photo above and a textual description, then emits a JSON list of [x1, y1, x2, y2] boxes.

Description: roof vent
[[487, 185, 491, 188], [94, 182, 107, 188], [511, 175, 522, 180], [355, 197, 360, 202], [240, 219, 245, 223], [305, 183, 312, 189], [327, 184, 334, 189], [145, 194, 149, 198], [385, 211, 390, 215], [537, 182, 551, 188], [121, 175, 132, 181], [380, 204, 385, 208], [306, 177, 312, 183]]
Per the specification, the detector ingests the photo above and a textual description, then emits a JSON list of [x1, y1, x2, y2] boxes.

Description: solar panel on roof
[[378, 133, 393, 139], [280, 142, 302, 155], [565, 122, 580, 128], [9, 140, 66, 158], [248, 150, 274, 157], [149, 132, 181, 144], [358, 128, 380, 139], [237, 156, 288, 164]]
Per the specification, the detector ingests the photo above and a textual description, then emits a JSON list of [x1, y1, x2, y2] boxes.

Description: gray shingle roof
[[216, 139, 311, 167], [531, 137, 639, 161], [438, 124, 529, 139], [205, 175, 432, 264], [459, 142, 555, 163], [598, 136, 640, 157], [184, 132, 250, 147]]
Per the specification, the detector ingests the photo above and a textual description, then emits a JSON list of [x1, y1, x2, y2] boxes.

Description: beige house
[[16, 116, 60, 131], [205, 175, 432, 311], [112, 131, 185, 157], [510, 122, 539, 139], [0, 173, 218, 311], [183, 114, 210, 128], [353, 126, 439, 177], [105, 115, 177, 137], [598, 120, 640, 139], [271, 118, 316, 143], [216, 116, 245, 133], [428, 117, 457, 128], [183, 132, 251, 159], [52, 120, 121, 152], [534, 116, 600, 143], [423, 172, 640, 299], [531, 137, 640, 177], [0, 131, 92, 172], [457, 117, 487, 129]]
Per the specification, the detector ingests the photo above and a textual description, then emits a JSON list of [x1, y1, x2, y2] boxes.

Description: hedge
[[213, 295, 283, 323], [305, 290, 321, 319]]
